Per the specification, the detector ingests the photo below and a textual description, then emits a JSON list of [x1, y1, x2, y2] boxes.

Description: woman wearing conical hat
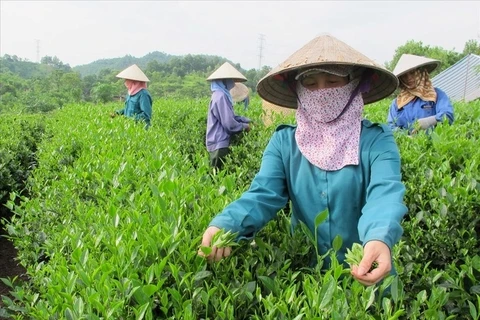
[[199, 35, 407, 286], [387, 54, 454, 133], [230, 82, 250, 110], [111, 64, 153, 128], [206, 62, 252, 169]]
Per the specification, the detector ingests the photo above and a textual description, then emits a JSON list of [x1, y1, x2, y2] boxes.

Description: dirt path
[[0, 208, 27, 309]]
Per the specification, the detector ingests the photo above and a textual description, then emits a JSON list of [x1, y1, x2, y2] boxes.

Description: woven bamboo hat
[[207, 62, 247, 82], [230, 83, 250, 102], [257, 34, 399, 109], [116, 64, 150, 82], [393, 54, 440, 78]]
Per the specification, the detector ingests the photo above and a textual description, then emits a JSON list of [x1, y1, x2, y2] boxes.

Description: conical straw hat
[[393, 54, 440, 77], [230, 83, 250, 102], [256, 34, 399, 108], [116, 64, 150, 82], [207, 62, 247, 82]]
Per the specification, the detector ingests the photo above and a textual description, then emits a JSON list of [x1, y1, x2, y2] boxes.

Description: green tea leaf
[[193, 270, 212, 282], [319, 275, 335, 309], [314, 209, 329, 228], [332, 234, 343, 252]]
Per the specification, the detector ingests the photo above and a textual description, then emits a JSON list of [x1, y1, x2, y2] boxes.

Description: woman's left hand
[[351, 240, 391, 286]]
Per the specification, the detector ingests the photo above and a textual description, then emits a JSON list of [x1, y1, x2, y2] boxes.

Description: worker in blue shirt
[[387, 54, 454, 133], [230, 82, 251, 110], [242, 95, 249, 110], [111, 64, 152, 129], [198, 35, 407, 287]]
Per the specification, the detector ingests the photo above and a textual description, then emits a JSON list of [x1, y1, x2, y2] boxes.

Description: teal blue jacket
[[116, 89, 152, 128], [209, 120, 407, 266]]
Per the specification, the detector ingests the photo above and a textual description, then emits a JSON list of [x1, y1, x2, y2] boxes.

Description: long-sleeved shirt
[[206, 91, 250, 152], [209, 120, 407, 266], [116, 89, 152, 128], [387, 87, 454, 131]]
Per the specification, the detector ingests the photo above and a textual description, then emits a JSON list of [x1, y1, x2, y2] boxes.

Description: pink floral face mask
[[297, 80, 359, 123], [295, 79, 364, 171]]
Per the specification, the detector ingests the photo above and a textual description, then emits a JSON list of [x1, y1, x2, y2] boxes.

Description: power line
[[35, 39, 40, 63], [258, 34, 265, 70]]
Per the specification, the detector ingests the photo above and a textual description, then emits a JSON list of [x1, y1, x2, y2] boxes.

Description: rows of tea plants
[[365, 101, 480, 318], [0, 114, 47, 214], [0, 96, 479, 319]]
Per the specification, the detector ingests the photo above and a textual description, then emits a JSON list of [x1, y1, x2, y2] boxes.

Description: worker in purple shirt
[[206, 62, 252, 170]]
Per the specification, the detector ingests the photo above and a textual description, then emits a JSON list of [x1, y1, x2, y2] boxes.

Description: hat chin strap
[[324, 69, 373, 124], [283, 69, 373, 117]]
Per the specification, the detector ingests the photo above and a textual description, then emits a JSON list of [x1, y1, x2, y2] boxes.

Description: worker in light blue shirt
[[387, 54, 454, 133], [198, 35, 407, 287]]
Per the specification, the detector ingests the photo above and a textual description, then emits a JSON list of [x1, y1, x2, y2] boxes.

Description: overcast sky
[[1, 1, 479, 70]]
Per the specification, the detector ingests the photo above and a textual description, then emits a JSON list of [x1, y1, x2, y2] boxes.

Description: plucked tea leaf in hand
[[211, 229, 239, 248], [345, 243, 378, 272]]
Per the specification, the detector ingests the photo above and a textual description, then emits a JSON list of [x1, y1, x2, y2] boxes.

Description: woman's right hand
[[198, 226, 232, 262]]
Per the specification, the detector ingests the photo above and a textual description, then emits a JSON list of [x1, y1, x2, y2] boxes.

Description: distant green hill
[[0, 52, 271, 104], [0, 55, 53, 78], [72, 51, 175, 77], [0, 51, 244, 79]]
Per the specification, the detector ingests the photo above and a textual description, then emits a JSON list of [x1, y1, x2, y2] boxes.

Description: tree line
[[0, 53, 271, 113], [1, 39, 479, 114], [386, 39, 480, 76]]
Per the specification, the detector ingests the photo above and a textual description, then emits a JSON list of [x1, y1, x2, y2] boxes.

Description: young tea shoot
[[345, 243, 379, 272]]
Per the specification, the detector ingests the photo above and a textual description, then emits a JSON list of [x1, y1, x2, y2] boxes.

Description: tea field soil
[[0, 208, 27, 308]]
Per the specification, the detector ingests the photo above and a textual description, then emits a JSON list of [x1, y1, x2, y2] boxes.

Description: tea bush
[[1, 96, 479, 319]]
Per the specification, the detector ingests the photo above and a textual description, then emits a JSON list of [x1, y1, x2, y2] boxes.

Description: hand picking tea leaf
[[345, 243, 378, 272], [211, 230, 239, 249]]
